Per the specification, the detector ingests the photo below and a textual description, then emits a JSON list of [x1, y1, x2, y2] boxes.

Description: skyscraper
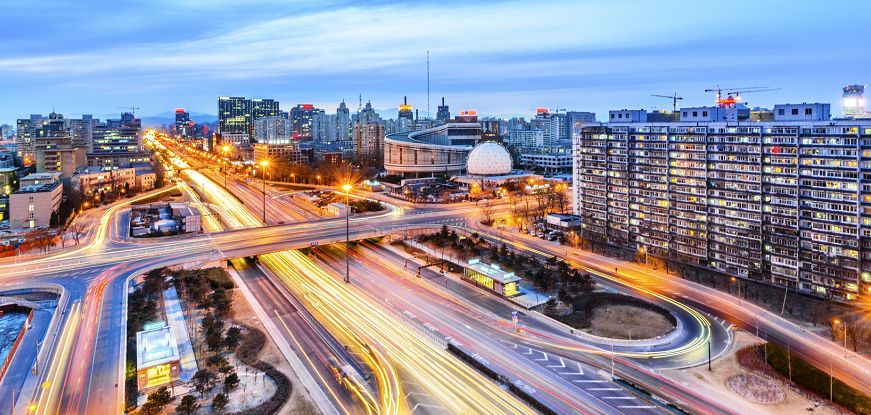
[[218, 96, 252, 144], [34, 112, 86, 179], [253, 116, 290, 144], [290, 104, 316, 140], [398, 96, 414, 132], [436, 97, 450, 122], [251, 99, 280, 122], [174, 108, 191, 138], [356, 101, 381, 125], [336, 101, 351, 141], [531, 108, 566, 147]]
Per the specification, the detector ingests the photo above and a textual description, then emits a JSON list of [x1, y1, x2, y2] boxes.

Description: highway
[[0, 134, 867, 414]]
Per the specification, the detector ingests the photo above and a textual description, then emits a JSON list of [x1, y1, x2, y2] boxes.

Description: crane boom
[[651, 94, 683, 112]]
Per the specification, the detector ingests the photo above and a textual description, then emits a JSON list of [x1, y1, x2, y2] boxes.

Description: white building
[[507, 129, 543, 147]]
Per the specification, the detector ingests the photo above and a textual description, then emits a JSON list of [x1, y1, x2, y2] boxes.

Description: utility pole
[[707, 338, 712, 371]]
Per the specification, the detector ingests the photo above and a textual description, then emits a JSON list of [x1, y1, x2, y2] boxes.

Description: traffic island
[[545, 292, 677, 341]]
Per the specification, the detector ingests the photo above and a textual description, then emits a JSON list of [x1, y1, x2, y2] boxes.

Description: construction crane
[[703, 86, 781, 108], [529, 107, 566, 115], [117, 106, 140, 115], [651, 93, 683, 112]]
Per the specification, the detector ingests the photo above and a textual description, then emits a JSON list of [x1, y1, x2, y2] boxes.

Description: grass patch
[[549, 292, 676, 340], [764, 342, 871, 414]]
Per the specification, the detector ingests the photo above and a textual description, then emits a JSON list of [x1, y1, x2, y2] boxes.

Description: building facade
[[354, 123, 384, 166], [573, 104, 871, 302], [384, 119, 481, 177], [10, 173, 62, 228], [253, 116, 291, 144]]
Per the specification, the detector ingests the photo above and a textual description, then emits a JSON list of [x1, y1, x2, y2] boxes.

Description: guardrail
[[0, 308, 34, 382]]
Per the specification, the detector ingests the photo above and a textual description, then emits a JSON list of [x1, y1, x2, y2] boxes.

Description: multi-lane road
[[1, 137, 868, 414]]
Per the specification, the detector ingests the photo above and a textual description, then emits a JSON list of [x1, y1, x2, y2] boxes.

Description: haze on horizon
[[1, 0, 869, 124]]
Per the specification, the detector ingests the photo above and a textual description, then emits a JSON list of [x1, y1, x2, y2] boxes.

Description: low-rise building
[[463, 259, 520, 296], [136, 325, 181, 390], [73, 166, 136, 198], [132, 164, 157, 191], [519, 152, 572, 174], [325, 202, 350, 217], [10, 173, 62, 228]]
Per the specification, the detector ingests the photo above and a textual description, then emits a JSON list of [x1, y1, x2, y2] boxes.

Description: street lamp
[[259, 160, 269, 223], [730, 276, 741, 305], [833, 319, 847, 357], [342, 183, 353, 283], [221, 145, 231, 187]]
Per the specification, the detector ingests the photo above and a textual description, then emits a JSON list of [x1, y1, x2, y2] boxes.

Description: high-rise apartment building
[[34, 113, 86, 180], [336, 101, 351, 141], [251, 98, 280, 121], [531, 109, 566, 147], [354, 122, 384, 166], [67, 115, 95, 150], [573, 102, 871, 302], [356, 101, 381, 125], [16, 114, 45, 161]]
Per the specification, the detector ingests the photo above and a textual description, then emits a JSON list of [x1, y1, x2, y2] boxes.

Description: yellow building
[[136, 324, 180, 390], [463, 259, 520, 296]]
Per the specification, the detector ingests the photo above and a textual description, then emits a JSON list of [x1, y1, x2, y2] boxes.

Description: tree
[[68, 222, 87, 245], [224, 372, 240, 392], [211, 393, 229, 413], [480, 199, 495, 225], [175, 395, 199, 415], [147, 386, 173, 407], [191, 369, 217, 397], [142, 268, 168, 296], [225, 326, 242, 350]]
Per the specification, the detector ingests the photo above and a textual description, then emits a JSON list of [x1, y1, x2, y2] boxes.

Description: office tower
[[310, 109, 331, 142], [354, 122, 384, 166], [253, 116, 291, 144], [531, 109, 566, 147], [436, 97, 450, 122], [398, 96, 414, 133], [565, 111, 596, 139], [174, 108, 191, 138], [218, 96, 252, 144], [290, 104, 316, 140], [88, 113, 148, 168], [573, 100, 871, 303], [251, 98, 280, 121], [67, 115, 96, 150], [336, 101, 351, 141], [842, 84, 867, 118], [16, 114, 45, 161]]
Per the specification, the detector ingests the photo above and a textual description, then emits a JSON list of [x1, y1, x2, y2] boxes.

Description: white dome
[[466, 142, 512, 176]]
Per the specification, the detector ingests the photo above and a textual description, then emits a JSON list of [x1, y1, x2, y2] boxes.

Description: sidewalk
[[162, 286, 198, 381]]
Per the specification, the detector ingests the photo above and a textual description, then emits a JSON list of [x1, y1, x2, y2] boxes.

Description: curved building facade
[[384, 122, 481, 177]]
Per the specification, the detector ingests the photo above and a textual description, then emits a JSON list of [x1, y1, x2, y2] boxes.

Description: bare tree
[[480, 199, 495, 225], [68, 222, 87, 245]]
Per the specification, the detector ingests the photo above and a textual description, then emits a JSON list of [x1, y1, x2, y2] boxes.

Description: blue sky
[[1, 0, 869, 124]]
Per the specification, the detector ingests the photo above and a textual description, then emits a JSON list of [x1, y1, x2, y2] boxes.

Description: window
[[791, 108, 799, 115], [692, 111, 698, 117], [702, 111, 708, 117], [805, 108, 812, 115], [778, 109, 785, 115]]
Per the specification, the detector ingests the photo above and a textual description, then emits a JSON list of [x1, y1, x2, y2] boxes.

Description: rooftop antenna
[[427, 50, 431, 120], [357, 93, 362, 124]]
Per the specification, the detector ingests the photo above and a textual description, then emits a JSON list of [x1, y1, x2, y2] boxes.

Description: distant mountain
[[141, 110, 217, 127]]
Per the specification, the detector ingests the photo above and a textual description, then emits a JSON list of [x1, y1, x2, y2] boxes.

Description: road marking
[[601, 396, 636, 400], [533, 350, 549, 361], [558, 362, 584, 376], [586, 387, 621, 391], [617, 405, 657, 409], [573, 379, 606, 383], [546, 357, 565, 369]]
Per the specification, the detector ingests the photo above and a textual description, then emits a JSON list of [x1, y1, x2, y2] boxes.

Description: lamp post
[[342, 183, 353, 283], [222, 145, 230, 187], [834, 319, 847, 357], [731, 276, 741, 305], [259, 160, 269, 223]]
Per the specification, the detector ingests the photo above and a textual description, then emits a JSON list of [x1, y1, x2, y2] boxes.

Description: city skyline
[[2, 0, 870, 125]]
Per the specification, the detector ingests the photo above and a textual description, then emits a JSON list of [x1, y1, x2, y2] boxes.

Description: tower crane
[[117, 106, 140, 115], [703, 86, 781, 108], [651, 93, 683, 112]]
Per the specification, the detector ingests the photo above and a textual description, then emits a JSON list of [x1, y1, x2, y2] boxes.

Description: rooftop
[[466, 259, 521, 284], [136, 325, 180, 369], [13, 181, 60, 194]]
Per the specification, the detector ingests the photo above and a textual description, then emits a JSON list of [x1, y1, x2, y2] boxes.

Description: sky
[[1, 0, 870, 125]]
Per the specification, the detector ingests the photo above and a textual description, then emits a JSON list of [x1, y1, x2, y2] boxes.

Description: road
[[1, 134, 867, 414]]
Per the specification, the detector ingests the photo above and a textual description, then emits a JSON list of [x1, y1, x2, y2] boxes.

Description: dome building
[[466, 142, 513, 176]]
